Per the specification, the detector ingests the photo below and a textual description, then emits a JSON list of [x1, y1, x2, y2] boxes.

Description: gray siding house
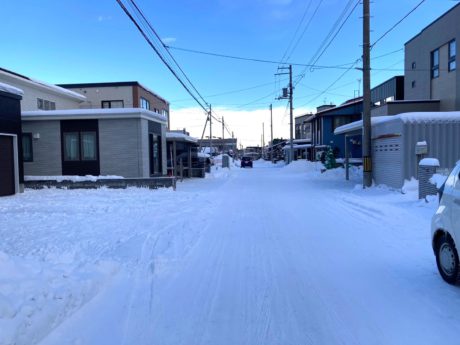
[[22, 108, 167, 178], [405, 3, 459, 111]]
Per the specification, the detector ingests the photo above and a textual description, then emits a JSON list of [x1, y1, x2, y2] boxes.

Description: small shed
[[0, 82, 23, 196], [335, 112, 460, 188], [166, 130, 200, 178]]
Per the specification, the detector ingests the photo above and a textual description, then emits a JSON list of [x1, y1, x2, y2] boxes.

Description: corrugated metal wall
[[373, 136, 404, 189], [403, 121, 460, 180]]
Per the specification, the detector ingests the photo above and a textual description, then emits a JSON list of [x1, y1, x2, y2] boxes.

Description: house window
[[411, 81, 416, 88], [37, 98, 56, 110], [411, 62, 416, 70], [63, 132, 80, 161], [22, 133, 33, 162], [81, 132, 97, 160], [63, 131, 97, 161], [431, 49, 439, 78], [140, 97, 150, 110], [101, 100, 124, 108], [449, 40, 456, 71]]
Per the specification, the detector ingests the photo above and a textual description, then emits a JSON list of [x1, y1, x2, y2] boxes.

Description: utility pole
[[262, 122, 265, 159], [362, 0, 372, 188], [289, 64, 293, 163], [270, 103, 274, 163], [276, 65, 294, 163], [209, 104, 213, 156], [222, 117, 225, 140]]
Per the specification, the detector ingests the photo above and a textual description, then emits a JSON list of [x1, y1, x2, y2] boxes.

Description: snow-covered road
[[2, 161, 460, 345]]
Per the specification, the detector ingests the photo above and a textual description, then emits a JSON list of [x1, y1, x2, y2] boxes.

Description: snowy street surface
[[1, 160, 460, 345]]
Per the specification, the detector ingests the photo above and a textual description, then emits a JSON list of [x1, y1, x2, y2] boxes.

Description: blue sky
[[0, 0, 457, 146]]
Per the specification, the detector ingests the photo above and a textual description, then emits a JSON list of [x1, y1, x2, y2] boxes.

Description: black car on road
[[241, 156, 253, 168]]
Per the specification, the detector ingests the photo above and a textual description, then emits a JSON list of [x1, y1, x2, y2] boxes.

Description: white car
[[431, 162, 460, 284]]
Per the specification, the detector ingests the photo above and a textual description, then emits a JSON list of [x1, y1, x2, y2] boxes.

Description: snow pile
[[206, 165, 231, 179], [401, 178, 419, 196], [25, 175, 124, 182], [430, 173, 447, 188]]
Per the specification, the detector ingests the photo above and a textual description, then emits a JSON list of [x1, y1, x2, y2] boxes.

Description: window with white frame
[[37, 98, 56, 110], [449, 40, 456, 71]]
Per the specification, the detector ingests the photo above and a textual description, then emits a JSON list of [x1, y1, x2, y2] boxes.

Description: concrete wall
[[22, 120, 62, 175], [0, 74, 82, 111], [65, 86, 134, 109], [405, 4, 460, 110]]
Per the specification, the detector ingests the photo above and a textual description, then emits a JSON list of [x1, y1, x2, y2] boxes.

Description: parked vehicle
[[431, 161, 460, 284], [240, 156, 253, 168]]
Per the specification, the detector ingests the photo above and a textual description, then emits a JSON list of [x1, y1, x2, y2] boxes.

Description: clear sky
[[0, 0, 456, 146]]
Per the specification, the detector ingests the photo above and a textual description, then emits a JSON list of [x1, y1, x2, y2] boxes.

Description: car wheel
[[435, 234, 460, 284]]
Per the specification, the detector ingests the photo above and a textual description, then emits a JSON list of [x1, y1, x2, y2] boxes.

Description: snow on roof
[[0, 68, 86, 101], [419, 158, 440, 167], [166, 131, 198, 143], [22, 107, 167, 124], [29, 78, 87, 101], [334, 111, 460, 135], [0, 82, 23, 97], [282, 144, 312, 150]]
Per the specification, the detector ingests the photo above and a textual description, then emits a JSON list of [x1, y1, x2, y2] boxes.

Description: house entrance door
[[0, 135, 15, 196], [149, 133, 161, 175]]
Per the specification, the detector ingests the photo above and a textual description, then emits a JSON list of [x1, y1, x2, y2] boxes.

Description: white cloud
[[161, 37, 177, 45], [170, 106, 314, 148], [97, 15, 112, 22]]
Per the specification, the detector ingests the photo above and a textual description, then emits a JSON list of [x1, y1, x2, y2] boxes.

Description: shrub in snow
[[324, 147, 336, 170]]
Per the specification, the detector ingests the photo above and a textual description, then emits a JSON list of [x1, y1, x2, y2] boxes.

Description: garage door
[[0, 135, 15, 196], [373, 136, 404, 189]]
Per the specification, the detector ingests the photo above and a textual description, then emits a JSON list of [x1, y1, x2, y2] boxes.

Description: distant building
[[0, 67, 86, 111], [404, 3, 459, 111], [294, 114, 312, 140], [197, 138, 237, 154], [58, 82, 170, 127]]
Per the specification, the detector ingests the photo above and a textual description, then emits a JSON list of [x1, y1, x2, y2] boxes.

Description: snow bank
[[25, 175, 124, 182], [430, 173, 447, 188]]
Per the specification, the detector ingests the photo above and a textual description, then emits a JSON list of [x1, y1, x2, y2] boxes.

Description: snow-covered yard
[[1, 160, 459, 345]]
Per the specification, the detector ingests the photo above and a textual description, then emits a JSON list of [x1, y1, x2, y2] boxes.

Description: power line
[[309, 0, 360, 68], [167, 45, 368, 70], [371, 0, 426, 48], [127, 0, 209, 108], [116, 0, 209, 113], [279, 0, 314, 63]]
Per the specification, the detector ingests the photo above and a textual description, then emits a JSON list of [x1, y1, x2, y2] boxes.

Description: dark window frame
[[80, 131, 98, 161], [431, 48, 440, 79], [22, 133, 33, 162], [63, 132, 81, 161], [449, 40, 456, 72], [101, 100, 124, 108]]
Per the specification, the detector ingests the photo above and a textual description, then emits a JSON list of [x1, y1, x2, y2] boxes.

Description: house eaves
[[22, 107, 167, 124], [0, 67, 86, 102]]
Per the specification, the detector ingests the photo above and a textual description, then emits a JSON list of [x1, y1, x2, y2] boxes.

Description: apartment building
[[58, 82, 170, 127], [405, 3, 459, 111]]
